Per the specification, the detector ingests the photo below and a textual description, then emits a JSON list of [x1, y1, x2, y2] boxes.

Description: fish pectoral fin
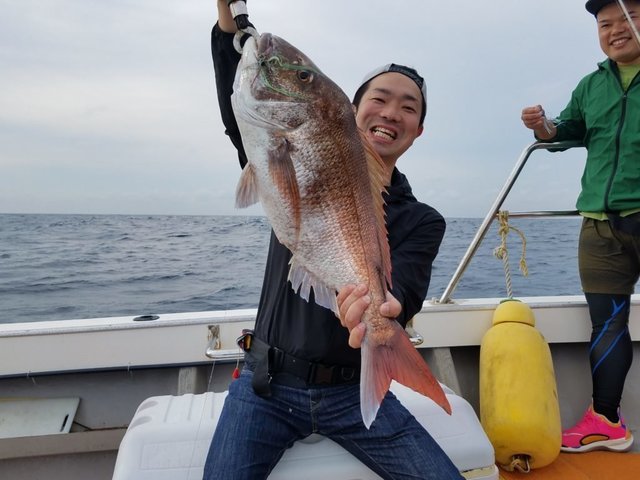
[[288, 260, 339, 316], [269, 137, 301, 239], [235, 164, 260, 208], [360, 322, 452, 428]]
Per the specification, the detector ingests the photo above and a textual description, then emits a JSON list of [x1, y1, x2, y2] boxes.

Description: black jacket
[[211, 24, 445, 368]]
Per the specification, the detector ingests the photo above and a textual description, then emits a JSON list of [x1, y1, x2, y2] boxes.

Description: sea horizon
[[1, 213, 585, 324]]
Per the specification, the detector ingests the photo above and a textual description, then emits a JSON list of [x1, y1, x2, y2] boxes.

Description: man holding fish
[[204, 1, 462, 479]]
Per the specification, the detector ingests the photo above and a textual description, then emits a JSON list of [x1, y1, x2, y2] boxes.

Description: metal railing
[[437, 140, 584, 304]]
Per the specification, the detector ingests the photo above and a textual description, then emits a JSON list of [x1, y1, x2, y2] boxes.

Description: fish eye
[[297, 70, 313, 83]]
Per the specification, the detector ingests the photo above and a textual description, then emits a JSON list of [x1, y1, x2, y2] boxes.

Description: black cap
[[586, 0, 616, 16]]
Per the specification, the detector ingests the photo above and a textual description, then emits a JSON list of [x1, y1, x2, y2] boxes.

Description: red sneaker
[[561, 405, 634, 453]]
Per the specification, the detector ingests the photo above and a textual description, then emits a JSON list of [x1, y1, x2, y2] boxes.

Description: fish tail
[[360, 322, 452, 429]]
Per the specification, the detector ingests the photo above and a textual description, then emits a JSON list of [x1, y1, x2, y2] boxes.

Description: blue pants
[[203, 369, 463, 480]]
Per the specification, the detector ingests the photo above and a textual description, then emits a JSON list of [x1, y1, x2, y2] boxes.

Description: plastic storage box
[[112, 383, 498, 480]]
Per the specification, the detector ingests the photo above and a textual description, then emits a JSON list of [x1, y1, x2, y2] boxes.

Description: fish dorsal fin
[[288, 257, 339, 316], [235, 163, 260, 208], [359, 129, 392, 290], [269, 136, 302, 243]]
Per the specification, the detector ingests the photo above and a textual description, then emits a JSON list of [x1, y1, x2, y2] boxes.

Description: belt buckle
[[309, 363, 334, 385]]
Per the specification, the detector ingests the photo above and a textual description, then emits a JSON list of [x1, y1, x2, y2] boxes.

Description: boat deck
[[499, 452, 640, 480]]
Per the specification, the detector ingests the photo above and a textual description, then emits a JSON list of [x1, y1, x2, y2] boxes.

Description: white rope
[[493, 211, 529, 299]]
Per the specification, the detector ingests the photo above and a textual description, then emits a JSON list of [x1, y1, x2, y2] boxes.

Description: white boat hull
[[1, 295, 639, 479]]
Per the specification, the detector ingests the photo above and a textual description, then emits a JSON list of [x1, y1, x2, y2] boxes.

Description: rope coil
[[493, 211, 528, 298], [501, 454, 532, 473]]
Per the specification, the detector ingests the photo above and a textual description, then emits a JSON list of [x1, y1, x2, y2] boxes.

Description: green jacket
[[553, 59, 640, 213]]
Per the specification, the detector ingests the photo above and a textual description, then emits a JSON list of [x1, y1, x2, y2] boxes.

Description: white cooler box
[[112, 383, 498, 480]]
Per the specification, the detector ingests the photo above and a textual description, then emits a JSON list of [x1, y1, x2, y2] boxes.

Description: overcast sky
[[1, 1, 605, 218]]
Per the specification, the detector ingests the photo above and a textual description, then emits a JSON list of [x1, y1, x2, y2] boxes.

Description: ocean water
[[0, 213, 584, 324]]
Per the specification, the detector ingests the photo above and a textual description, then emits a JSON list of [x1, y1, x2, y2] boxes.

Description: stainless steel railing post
[[437, 141, 583, 304]]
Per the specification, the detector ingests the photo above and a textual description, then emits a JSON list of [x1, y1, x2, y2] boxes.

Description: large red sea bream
[[231, 33, 450, 428]]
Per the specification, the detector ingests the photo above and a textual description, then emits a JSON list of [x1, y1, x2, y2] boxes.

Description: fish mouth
[[371, 126, 397, 141], [257, 33, 275, 57]]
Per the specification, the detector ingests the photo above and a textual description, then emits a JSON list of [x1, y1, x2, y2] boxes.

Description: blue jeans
[[203, 369, 463, 480]]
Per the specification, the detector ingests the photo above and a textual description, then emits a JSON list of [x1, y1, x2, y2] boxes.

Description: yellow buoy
[[480, 299, 561, 471]]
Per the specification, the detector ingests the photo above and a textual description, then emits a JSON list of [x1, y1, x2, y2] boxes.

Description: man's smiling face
[[355, 72, 424, 168], [597, 2, 640, 65]]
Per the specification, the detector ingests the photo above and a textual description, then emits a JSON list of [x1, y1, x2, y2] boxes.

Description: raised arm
[[211, 1, 247, 167], [217, 0, 237, 33]]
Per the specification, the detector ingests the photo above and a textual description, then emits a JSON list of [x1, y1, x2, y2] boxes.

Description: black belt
[[241, 333, 360, 397]]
